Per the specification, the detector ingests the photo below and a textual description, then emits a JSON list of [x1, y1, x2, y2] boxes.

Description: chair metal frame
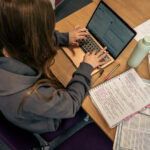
[[32, 115, 93, 150]]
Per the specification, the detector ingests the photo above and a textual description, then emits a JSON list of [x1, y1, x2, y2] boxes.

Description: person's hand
[[69, 25, 89, 46], [83, 47, 108, 69]]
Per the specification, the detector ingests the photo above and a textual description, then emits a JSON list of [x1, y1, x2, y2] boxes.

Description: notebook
[[89, 68, 150, 128], [62, 0, 136, 74]]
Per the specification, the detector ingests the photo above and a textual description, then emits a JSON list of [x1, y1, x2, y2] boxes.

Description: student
[[0, 0, 107, 134]]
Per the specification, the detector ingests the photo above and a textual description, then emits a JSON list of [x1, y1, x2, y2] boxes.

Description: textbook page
[[139, 79, 150, 116], [89, 68, 150, 128], [113, 113, 150, 150]]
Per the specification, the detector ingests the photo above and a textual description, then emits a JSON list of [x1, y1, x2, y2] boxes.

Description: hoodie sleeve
[[54, 30, 69, 46], [23, 62, 93, 119]]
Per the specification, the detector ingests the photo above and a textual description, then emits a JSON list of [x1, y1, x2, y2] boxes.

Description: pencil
[[104, 64, 120, 81]]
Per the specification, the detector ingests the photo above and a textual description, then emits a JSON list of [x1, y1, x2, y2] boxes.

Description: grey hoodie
[[0, 31, 93, 133]]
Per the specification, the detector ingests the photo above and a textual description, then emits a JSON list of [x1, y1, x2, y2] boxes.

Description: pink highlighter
[[124, 104, 150, 121], [104, 64, 120, 81]]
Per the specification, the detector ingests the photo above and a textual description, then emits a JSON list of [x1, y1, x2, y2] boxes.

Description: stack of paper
[[148, 54, 150, 75], [89, 69, 150, 128], [113, 112, 150, 150], [113, 79, 150, 150]]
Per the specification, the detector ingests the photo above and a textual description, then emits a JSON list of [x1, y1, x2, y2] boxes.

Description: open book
[[89, 68, 150, 128]]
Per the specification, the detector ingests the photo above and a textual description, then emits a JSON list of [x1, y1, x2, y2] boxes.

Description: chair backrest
[[55, 0, 64, 7], [0, 112, 39, 150], [0, 109, 113, 150], [0, 108, 87, 150]]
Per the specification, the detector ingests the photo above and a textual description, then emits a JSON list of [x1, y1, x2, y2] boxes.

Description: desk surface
[[52, 0, 150, 141]]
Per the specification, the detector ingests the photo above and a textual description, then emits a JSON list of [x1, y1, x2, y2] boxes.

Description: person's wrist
[[82, 61, 94, 69], [83, 61, 94, 68]]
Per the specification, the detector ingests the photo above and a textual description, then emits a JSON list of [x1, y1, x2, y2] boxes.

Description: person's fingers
[[79, 28, 89, 33], [98, 60, 109, 66], [75, 35, 87, 41], [92, 49, 97, 55], [79, 28, 87, 31], [78, 30, 90, 36], [97, 47, 107, 57], [72, 41, 79, 47], [92, 46, 107, 57], [85, 52, 91, 56], [98, 52, 108, 60], [103, 46, 107, 50], [75, 25, 80, 30], [97, 49, 105, 56], [77, 32, 89, 36]]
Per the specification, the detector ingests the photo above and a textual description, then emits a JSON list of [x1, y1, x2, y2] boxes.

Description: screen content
[[87, 2, 135, 59]]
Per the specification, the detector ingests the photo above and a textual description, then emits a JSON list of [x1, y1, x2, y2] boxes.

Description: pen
[[104, 64, 120, 81], [92, 69, 104, 86], [98, 69, 104, 77]]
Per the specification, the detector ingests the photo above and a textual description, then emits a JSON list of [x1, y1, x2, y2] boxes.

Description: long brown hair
[[0, 0, 64, 110]]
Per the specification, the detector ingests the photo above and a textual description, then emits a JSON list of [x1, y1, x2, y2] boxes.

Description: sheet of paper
[[134, 19, 150, 41], [114, 114, 150, 150], [113, 79, 150, 150], [138, 79, 150, 116], [89, 69, 150, 128], [148, 54, 150, 75]]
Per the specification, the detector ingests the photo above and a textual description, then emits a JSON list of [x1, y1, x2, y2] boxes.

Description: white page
[[134, 19, 150, 41], [148, 54, 150, 75], [113, 124, 123, 150], [115, 114, 150, 150], [139, 79, 150, 116], [113, 79, 150, 150], [89, 69, 150, 128]]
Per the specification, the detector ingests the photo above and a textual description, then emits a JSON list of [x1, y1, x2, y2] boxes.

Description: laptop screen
[[87, 1, 136, 59]]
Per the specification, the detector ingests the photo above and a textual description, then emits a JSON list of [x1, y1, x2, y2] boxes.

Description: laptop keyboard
[[77, 35, 110, 62]]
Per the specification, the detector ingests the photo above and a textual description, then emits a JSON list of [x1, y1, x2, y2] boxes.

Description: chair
[[54, 0, 92, 22], [0, 109, 113, 150]]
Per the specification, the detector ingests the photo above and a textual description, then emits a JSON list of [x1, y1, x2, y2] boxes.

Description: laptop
[[62, 0, 136, 74]]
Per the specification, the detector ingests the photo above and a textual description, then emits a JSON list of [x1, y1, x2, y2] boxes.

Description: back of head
[[0, 0, 56, 70]]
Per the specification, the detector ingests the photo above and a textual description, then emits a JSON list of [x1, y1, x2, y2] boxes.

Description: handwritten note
[[89, 69, 150, 128]]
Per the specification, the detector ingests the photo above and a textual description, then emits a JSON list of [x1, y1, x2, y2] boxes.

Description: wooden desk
[[51, 0, 150, 141]]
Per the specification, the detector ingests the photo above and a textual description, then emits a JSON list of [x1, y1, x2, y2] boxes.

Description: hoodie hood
[[0, 57, 41, 96]]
